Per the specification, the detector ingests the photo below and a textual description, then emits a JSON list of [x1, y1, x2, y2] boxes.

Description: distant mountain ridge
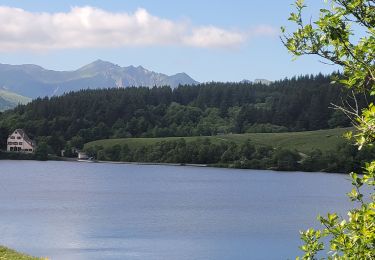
[[0, 60, 199, 98], [254, 79, 272, 85], [240, 78, 272, 85]]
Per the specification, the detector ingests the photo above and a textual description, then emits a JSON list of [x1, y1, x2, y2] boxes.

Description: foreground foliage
[[0, 246, 44, 260], [283, 0, 375, 258]]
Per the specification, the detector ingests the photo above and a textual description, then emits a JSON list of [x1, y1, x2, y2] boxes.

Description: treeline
[[0, 74, 357, 153], [84, 138, 375, 173], [0, 143, 55, 161]]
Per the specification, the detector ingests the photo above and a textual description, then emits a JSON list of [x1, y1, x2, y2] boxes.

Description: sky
[[0, 0, 338, 82]]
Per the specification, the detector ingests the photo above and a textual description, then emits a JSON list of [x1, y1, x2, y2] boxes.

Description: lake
[[0, 160, 352, 260]]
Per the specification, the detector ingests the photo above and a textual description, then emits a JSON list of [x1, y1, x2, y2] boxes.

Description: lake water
[[0, 160, 353, 260]]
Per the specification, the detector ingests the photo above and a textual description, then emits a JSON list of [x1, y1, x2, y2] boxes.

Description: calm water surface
[[0, 160, 352, 260]]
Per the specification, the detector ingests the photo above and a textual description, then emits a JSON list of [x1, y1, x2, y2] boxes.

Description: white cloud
[[183, 26, 246, 48], [249, 25, 279, 37], [0, 6, 276, 51]]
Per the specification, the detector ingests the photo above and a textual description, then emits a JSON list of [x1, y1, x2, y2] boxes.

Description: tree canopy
[[0, 75, 355, 154], [283, 0, 374, 258]]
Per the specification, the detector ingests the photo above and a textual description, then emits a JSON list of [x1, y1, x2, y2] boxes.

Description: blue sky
[[0, 0, 337, 82]]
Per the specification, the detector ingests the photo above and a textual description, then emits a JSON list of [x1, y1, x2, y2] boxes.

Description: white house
[[7, 129, 35, 153]]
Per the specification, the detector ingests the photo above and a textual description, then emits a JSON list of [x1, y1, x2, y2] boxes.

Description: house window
[[10, 136, 15, 139], [7, 142, 12, 145], [17, 147, 21, 151], [19, 142, 23, 145], [17, 137, 21, 139], [10, 147, 13, 151]]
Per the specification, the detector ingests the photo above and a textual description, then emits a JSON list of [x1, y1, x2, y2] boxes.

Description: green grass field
[[0, 246, 44, 260], [85, 127, 352, 153]]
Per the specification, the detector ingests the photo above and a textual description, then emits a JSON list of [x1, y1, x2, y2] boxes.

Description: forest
[[0, 73, 355, 153], [0, 73, 373, 172]]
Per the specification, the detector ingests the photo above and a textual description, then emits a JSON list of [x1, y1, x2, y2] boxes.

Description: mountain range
[[241, 78, 272, 85], [0, 60, 199, 99], [0, 60, 272, 111]]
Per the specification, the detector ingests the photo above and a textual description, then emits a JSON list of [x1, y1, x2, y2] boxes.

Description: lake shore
[[1, 154, 346, 174], [94, 160, 208, 167]]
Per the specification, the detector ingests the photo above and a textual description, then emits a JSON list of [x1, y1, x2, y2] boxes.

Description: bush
[[34, 142, 49, 161]]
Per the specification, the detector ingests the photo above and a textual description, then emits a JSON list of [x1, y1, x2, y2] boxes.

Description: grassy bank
[[0, 246, 43, 260], [85, 127, 351, 153], [81, 127, 366, 173]]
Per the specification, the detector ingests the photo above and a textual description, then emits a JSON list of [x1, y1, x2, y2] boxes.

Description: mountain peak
[[240, 79, 272, 85], [240, 79, 252, 84], [78, 59, 119, 73], [254, 79, 272, 85], [92, 59, 113, 65], [167, 72, 199, 86]]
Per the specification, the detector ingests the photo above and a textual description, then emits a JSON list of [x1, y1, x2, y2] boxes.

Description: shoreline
[[0, 155, 348, 174], [0, 155, 346, 174], [74, 158, 209, 167], [52, 157, 347, 174]]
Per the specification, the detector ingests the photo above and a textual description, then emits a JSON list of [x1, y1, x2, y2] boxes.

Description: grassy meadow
[[85, 127, 352, 154]]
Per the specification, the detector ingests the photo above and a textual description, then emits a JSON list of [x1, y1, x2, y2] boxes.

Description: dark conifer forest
[[0, 74, 354, 149], [0, 73, 373, 172]]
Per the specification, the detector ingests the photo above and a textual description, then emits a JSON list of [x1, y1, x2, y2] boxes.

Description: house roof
[[10, 129, 35, 147]]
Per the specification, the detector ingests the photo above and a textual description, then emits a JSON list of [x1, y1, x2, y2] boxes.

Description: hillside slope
[[0, 89, 31, 111], [85, 128, 351, 154]]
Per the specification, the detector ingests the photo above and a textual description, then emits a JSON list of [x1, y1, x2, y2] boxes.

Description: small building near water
[[78, 151, 89, 160], [7, 129, 36, 153]]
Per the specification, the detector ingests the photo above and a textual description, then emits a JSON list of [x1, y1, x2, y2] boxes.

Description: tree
[[70, 135, 84, 149], [240, 139, 256, 159], [34, 141, 49, 161], [283, 0, 374, 258], [0, 127, 8, 150], [272, 148, 301, 171]]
